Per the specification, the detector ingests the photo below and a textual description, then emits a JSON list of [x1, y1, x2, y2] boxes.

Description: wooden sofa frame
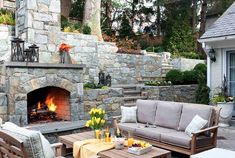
[[114, 106, 221, 156], [0, 130, 64, 158]]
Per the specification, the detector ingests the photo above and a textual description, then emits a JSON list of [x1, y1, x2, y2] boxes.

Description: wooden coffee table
[[59, 131, 171, 158]]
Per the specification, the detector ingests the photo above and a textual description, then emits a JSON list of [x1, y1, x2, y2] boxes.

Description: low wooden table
[[59, 131, 171, 158]]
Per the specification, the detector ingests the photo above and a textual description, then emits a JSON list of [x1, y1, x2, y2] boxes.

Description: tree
[[198, 0, 207, 54], [163, 0, 195, 53], [61, 0, 72, 18], [119, 13, 133, 38], [83, 0, 103, 40], [69, 0, 85, 21]]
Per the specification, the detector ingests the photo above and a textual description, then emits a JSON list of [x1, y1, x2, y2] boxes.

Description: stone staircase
[[161, 61, 174, 77], [112, 85, 148, 107]]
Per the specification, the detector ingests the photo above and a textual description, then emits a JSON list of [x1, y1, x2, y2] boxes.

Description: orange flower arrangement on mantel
[[59, 43, 73, 64]]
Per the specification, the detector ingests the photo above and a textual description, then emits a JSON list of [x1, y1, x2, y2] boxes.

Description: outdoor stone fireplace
[[1, 62, 85, 126], [27, 86, 71, 124]]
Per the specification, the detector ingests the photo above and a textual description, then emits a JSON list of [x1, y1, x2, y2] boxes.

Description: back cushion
[[1, 122, 55, 158], [137, 99, 157, 124], [154, 101, 183, 130], [178, 103, 213, 131]]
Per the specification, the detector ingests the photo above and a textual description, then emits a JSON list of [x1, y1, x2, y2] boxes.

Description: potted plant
[[211, 76, 234, 127]]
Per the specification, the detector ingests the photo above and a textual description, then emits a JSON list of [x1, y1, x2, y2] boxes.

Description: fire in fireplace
[[27, 86, 71, 124]]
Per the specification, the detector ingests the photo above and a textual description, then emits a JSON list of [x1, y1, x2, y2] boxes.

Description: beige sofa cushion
[[136, 99, 157, 124], [118, 123, 145, 133], [135, 126, 175, 141], [178, 103, 213, 131], [154, 101, 183, 130]]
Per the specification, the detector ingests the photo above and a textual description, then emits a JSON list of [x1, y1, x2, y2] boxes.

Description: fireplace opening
[[27, 86, 71, 124]]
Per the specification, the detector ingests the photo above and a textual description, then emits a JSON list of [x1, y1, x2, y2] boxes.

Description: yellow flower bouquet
[[86, 108, 106, 130]]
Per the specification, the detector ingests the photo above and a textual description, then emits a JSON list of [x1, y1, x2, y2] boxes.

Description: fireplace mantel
[[4, 62, 85, 69]]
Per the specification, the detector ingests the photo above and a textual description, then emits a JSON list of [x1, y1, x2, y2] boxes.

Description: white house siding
[[210, 48, 224, 94]]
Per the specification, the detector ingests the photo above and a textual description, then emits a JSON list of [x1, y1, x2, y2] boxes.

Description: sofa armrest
[[192, 125, 219, 135], [51, 142, 64, 157]]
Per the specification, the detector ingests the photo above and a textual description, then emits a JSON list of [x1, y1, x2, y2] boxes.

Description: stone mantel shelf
[[4, 62, 85, 69]]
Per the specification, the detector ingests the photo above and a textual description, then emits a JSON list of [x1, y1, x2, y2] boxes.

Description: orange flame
[[45, 95, 57, 112], [37, 101, 41, 109]]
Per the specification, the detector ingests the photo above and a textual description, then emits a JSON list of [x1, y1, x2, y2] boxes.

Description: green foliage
[[195, 73, 210, 104], [183, 70, 198, 84], [82, 24, 91, 34], [146, 45, 164, 53], [211, 95, 225, 104], [165, 69, 183, 85], [163, 0, 196, 54], [84, 82, 107, 90], [194, 63, 207, 77], [171, 52, 204, 59], [69, 0, 85, 21], [119, 14, 133, 39], [138, 40, 149, 50], [144, 80, 172, 86], [0, 9, 15, 25], [61, 15, 69, 29]]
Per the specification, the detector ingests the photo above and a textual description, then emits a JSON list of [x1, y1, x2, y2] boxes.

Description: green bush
[[146, 45, 164, 53], [166, 69, 183, 85], [84, 82, 107, 90], [194, 63, 207, 76], [195, 73, 210, 104], [183, 70, 198, 84], [139, 40, 149, 50], [144, 80, 172, 86], [0, 9, 15, 25], [171, 52, 204, 59], [82, 24, 91, 34]]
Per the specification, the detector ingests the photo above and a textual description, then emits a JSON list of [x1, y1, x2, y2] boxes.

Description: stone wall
[[12, 0, 164, 85], [83, 88, 124, 123], [170, 58, 206, 71], [0, 62, 85, 125], [0, 0, 15, 10], [0, 25, 14, 61], [140, 84, 198, 103]]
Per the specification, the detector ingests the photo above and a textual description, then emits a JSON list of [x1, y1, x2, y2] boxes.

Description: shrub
[[195, 73, 210, 104], [82, 24, 91, 34], [183, 70, 198, 84], [165, 69, 183, 85], [144, 80, 172, 86], [194, 63, 207, 76], [0, 9, 15, 25]]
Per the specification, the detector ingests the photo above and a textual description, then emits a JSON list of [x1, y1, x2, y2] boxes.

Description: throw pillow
[[1, 122, 55, 158], [120, 106, 137, 123], [185, 115, 208, 137]]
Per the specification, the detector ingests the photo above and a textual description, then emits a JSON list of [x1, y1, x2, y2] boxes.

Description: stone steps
[[124, 96, 148, 101], [113, 84, 147, 106]]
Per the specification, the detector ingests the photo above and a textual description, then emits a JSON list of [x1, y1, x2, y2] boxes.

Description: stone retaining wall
[[83, 88, 124, 122], [140, 84, 198, 103], [171, 58, 206, 71]]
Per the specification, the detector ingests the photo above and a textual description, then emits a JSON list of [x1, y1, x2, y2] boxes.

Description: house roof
[[200, 2, 235, 39]]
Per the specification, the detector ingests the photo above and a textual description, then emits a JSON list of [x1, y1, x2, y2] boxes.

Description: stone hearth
[[0, 62, 85, 126]]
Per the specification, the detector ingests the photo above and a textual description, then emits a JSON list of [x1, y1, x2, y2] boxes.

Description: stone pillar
[[15, 0, 61, 62]]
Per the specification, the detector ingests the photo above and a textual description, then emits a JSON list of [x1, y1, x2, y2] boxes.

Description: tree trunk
[[156, 0, 161, 36], [104, 0, 112, 30], [83, 0, 103, 41], [192, 0, 197, 51], [61, 0, 72, 18], [192, 0, 197, 33], [198, 0, 207, 55]]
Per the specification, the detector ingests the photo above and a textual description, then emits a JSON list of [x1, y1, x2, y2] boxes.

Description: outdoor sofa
[[117, 99, 221, 155]]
